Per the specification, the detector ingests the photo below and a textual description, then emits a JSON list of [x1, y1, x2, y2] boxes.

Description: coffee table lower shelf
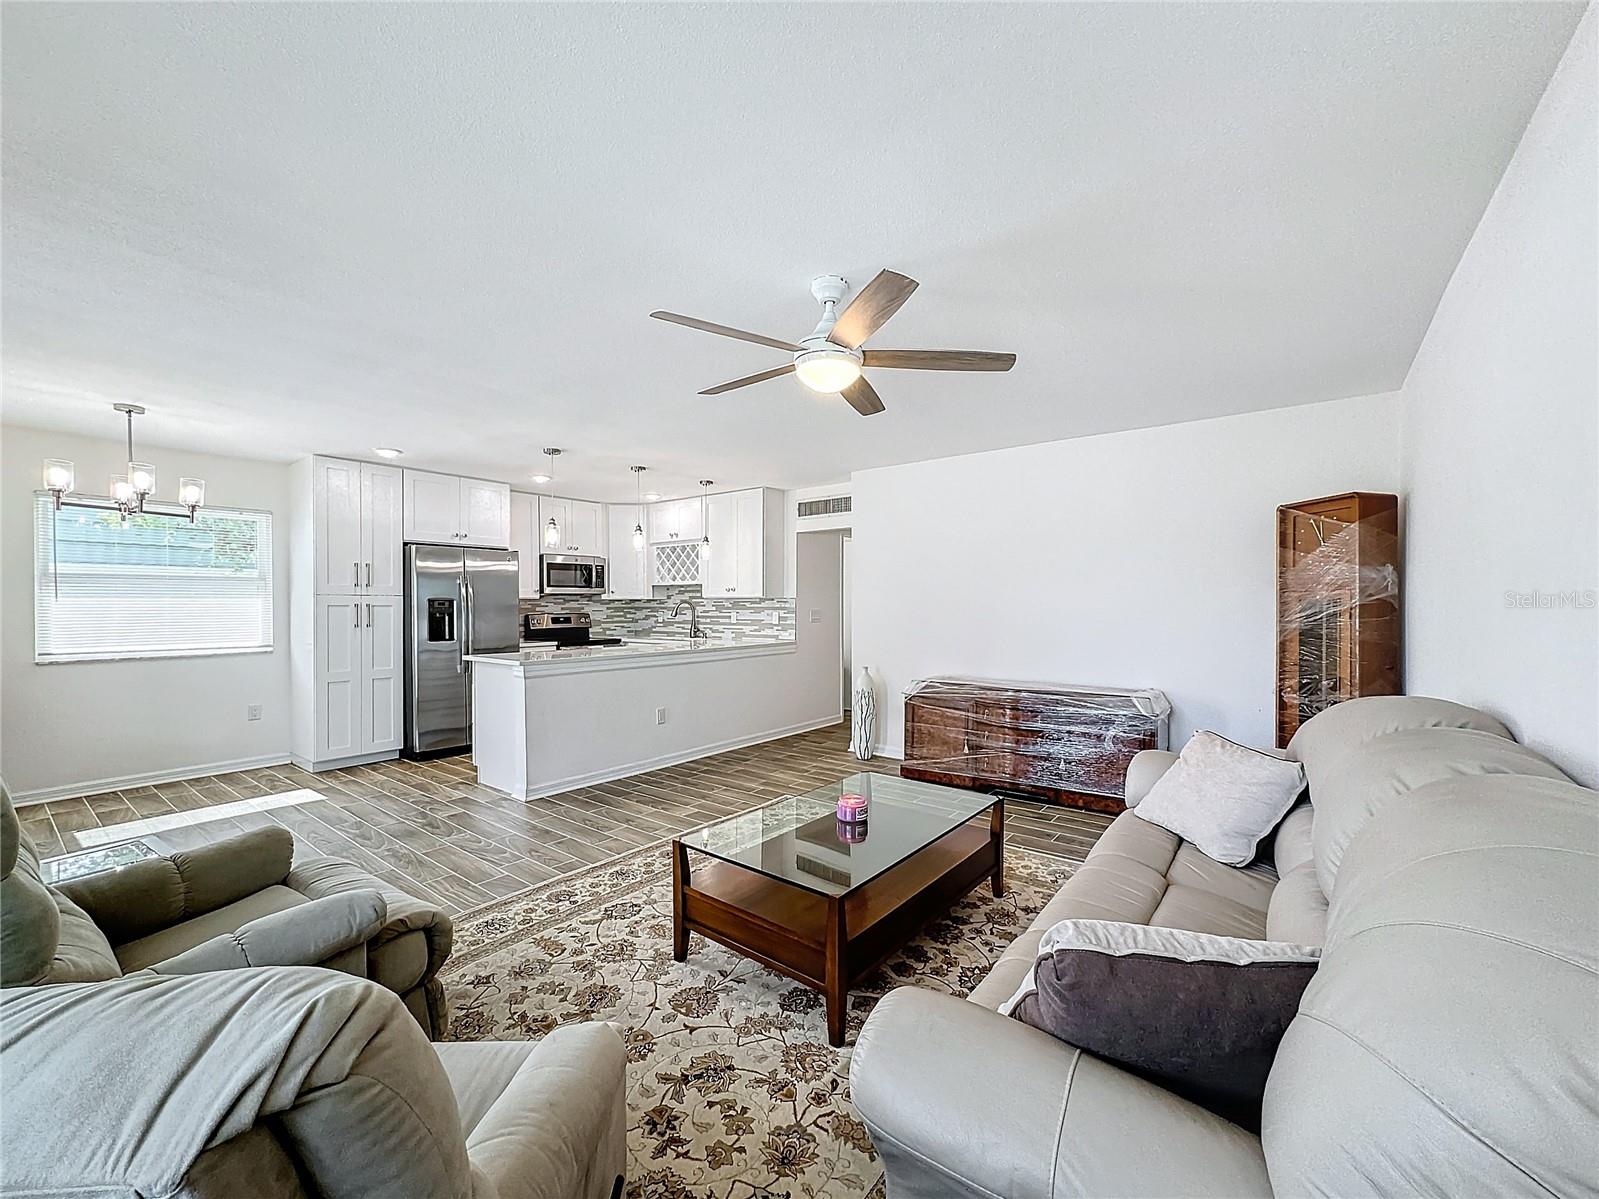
[[671, 805, 1003, 1046]]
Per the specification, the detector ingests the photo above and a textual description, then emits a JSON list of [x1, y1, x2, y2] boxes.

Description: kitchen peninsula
[[465, 534, 846, 800]]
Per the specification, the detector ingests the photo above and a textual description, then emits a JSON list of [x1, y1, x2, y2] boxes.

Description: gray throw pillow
[[999, 919, 1319, 1130], [1133, 730, 1307, 865]]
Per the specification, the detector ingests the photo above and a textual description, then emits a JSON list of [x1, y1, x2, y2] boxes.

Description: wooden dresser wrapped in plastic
[[901, 678, 1171, 813]]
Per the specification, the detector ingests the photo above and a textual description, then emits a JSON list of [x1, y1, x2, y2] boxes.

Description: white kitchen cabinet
[[404, 470, 510, 547], [360, 464, 405, 594], [647, 497, 703, 543], [510, 492, 540, 597], [538, 497, 604, 556], [311, 595, 403, 760], [460, 477, 511, 547], [568, 500, 604, 556], [313, 458, 364, 594], [404, 470, 462, 544], [313, 596, 363, 760], [606, 504, 650, 598], [312, 458, 402, 594], [702, 488, 785, 597], [360, 596, 404, 753]]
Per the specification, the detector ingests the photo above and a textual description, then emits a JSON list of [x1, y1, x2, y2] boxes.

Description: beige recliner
[[0, 966, 627, 1199], [852, 696, 1599, 1197], [0, 784, 454, 1037]]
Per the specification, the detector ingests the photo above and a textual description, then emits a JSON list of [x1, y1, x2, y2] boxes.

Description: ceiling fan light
[[793, 348, 862, 394]]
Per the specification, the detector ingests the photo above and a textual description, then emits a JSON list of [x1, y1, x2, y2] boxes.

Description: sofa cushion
[[1001, 920, 1320, 1129], [49, 891, 122, 983], [114, 885, 307, 972], [1134, 732, 1307, 866], [969, 812, 1277, 1009], [1270, 803, 1315, 877], [1265, 862, 1328, 946], [1263, 774, 1598, 1197], [967, 812, 1181, 1008], [1308, 727, 1569, 896], [1285, 695, 1511, 783]]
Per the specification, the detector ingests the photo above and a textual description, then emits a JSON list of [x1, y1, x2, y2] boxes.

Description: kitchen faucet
[[671, 598, 707, 640]]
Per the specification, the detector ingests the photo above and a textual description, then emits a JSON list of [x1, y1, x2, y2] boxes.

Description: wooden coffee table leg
[[990, 800, 1006, 897], [824, 895, 847, 1047], [671, 840, 689, 962]]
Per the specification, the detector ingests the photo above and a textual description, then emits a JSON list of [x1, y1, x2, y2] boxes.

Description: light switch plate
[[808, 608, 823, 623], [246, 704, 263, 721]]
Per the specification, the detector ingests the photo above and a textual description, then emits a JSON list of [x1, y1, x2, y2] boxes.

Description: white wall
[[0, 424, 292, 800], [1400, 7, 1598, 788], [852, 393, 1401, 756]]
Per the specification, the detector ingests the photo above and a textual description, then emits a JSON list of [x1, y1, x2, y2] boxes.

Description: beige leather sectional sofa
[[853, 696, 1598, 1198]]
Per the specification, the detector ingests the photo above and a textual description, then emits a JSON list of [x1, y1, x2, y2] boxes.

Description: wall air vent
[[797, 496, 851, 518]]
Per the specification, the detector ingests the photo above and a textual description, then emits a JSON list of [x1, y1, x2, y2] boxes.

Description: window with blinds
[[34, 497, 274, 662]]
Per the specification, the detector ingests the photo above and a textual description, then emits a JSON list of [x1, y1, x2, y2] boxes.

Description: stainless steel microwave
[[540, 554, 607, 595]]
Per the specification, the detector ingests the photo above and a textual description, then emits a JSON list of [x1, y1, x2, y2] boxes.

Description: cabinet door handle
[[353, 561, 359, 588], [365, 562, 371, 588], [365, 602, 372, 627], [352, 603, 359, 628]]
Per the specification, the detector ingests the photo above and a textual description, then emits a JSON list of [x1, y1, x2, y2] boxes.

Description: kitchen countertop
[[465, 635, 797, 677]]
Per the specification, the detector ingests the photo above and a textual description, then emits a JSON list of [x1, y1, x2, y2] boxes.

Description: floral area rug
[[442, 838, 1079, 1199]]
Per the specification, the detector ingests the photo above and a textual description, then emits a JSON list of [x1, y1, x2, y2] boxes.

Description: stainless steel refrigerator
[[403, 544, 520, 758]]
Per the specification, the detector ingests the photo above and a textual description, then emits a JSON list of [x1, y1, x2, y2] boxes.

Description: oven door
[[541, 555, 606, 594]]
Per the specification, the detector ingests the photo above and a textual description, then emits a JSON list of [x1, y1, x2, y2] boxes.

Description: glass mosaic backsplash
[[521, 585, 796, 643]]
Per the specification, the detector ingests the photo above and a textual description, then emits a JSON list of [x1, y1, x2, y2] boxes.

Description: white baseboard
[[511, 713, 846, 801], [12, 753, 293, 807], [875, 741, 906, 761], [290, 750, 400, 774]]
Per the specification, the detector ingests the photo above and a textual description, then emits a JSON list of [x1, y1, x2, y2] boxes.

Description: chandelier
[[42, 403, 206, 522]]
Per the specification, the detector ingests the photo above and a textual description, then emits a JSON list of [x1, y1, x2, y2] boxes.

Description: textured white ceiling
[[1, 2, 1583, 501]]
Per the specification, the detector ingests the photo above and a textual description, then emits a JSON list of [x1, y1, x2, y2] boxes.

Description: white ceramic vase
[[850, 665, 877, 761]]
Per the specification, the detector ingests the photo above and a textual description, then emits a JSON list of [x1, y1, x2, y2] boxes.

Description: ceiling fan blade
[[826, 270, 919, 350], [650, 311, 801, 353], [862, 349, 1017, 372], [699, 364, 795, 395], [842, 376, 886, 416]]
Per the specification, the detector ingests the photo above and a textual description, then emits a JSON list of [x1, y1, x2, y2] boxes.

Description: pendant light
[[539, 449, 562, 548], [41, 403, 205, 522], [629, 466, 647, 551], [698, 480, 713, 561]]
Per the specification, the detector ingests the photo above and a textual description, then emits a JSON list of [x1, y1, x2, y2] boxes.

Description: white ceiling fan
[[650, 270, 1017, 416]]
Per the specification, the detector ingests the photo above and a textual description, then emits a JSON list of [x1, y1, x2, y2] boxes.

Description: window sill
[[34, 645, 276, 665]]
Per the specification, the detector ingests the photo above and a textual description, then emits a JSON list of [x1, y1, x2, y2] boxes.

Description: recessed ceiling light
[[643, 491, 662, 501], [373, 446, 404, 459]]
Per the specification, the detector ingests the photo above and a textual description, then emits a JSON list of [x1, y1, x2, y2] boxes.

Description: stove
[[522, 612, 624, 649]]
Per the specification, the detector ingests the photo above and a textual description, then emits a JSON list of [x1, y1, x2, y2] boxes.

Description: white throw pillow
[[1133, 731, 1307, 865]]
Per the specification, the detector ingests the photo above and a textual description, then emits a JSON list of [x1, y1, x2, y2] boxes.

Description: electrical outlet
[[808, 608, 823, 624], [246, 704, 263, 722], [655, 707, 668, 725]]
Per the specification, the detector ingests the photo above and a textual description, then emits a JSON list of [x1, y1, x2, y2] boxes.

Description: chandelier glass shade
[[42, 405, 205, 522]]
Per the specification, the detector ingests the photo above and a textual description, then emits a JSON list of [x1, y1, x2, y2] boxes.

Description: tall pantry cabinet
[[290, 456, 406, 771]]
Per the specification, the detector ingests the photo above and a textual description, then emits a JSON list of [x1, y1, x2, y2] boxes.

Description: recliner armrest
[[146, 890, 387, 976], [1123, 748, 1179, 807], [287, 856, 453, 976], [852, 988, 1272, 1199]]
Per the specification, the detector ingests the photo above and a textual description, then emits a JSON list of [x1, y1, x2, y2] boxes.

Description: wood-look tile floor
[[24, 724, 1114, 918]]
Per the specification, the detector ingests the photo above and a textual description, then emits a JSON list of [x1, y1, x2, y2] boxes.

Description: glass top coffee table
[[672, 772, 1004, 1046]]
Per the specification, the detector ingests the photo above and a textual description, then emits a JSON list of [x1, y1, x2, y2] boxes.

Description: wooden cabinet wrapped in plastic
[[902, 679, 1170, 813], [1275, 491, 1402, 747]]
